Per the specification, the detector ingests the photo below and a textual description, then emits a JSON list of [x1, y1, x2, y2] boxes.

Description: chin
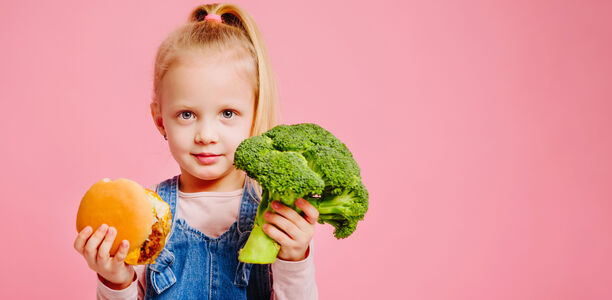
[[187, 166, 230, 181], [193, 172, 223, 181]]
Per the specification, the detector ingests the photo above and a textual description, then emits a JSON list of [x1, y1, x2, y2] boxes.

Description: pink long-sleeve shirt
[[96, 185, 318, 300]]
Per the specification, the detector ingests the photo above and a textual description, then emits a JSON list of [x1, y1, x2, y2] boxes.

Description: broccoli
[[234, 123, 369, 264]]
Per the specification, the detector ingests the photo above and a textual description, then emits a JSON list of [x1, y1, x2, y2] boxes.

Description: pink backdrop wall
[[1, 0, 611, 298]]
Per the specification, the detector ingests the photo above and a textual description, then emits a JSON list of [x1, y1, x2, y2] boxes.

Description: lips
[[194, 152, 219, 157], [193, 153, 221, 165]]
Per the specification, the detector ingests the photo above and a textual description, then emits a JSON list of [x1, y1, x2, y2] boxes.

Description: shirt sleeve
[[96, 265, 146, 300], [270, 240, 318, 300]]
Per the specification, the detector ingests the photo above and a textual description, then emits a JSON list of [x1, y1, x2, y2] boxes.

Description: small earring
[[163, 134, 168, 140]]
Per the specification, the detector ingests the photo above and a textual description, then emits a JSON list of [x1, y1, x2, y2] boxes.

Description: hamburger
[[76, 178, 172, 265]]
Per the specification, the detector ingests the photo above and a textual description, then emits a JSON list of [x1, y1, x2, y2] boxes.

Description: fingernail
[[108, 227, 116, 235], [272, 201, 280, 209], [82, 226, 92, 234], [121, 240, 129, 248], [99, 224, 108, 231]]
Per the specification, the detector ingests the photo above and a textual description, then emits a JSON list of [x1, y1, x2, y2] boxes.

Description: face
[[152, 50, 255, 192]]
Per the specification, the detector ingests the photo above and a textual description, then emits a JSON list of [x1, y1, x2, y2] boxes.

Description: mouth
[[192, 153, 222, 165], [193, 152, 221, 157]]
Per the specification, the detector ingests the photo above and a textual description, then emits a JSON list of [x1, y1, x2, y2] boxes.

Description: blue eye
[[179, 111, 194, 119], [222, 110, 236, 119]]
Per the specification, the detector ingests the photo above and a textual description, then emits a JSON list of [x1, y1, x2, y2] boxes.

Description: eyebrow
[[169, 103, 197, 110], [168, 99, 250, 110]]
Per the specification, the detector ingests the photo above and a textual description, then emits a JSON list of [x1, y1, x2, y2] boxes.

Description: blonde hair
[[152, 3, 278, 136]]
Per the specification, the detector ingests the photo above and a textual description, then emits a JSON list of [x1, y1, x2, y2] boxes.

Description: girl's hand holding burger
[[73, 178, 172, 290], [73, 225, 135, 290]]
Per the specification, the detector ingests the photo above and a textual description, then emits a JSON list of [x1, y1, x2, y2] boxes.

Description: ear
[[150, 101, 166, 137]]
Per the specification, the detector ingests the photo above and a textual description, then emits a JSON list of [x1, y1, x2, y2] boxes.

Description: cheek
[[165, 125, 193, 151], [226, 124, 252, 156]]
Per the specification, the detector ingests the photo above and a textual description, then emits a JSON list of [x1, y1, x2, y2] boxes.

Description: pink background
[[1, 0, 611, 299]]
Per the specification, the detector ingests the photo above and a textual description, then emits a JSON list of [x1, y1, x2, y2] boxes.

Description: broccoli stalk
[[237, 189, 280, 264], [234, 123, 369, 264]]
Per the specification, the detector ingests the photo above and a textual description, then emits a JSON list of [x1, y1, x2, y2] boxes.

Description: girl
[[73, 3, 318, 299]]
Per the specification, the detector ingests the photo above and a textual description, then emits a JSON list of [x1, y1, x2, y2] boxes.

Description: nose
[[194, 120, 219, 144]]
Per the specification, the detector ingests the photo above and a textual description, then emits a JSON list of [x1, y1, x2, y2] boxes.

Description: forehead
[[160, 49, 256, 108]]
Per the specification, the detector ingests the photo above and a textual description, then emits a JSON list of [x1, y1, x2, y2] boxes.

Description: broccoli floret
[[234, 123, 369, 264]]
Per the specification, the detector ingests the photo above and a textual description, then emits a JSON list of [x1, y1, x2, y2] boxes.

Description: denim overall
[[145, 175, 272, 300]]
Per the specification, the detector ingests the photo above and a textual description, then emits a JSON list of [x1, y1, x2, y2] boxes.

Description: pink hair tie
[[204, 14, 222, 23]]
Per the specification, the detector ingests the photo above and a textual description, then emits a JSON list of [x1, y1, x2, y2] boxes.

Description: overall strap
[[145, 175, 180, 298], [155, 175, 180, 224], [237, 176, 260, 234], [236, 177, 273, 300]]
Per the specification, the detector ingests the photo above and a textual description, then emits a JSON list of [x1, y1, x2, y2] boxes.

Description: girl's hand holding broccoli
[[235, 124, 369, 264], [73, 225, 135, 290], [262, 198, 319, 261]]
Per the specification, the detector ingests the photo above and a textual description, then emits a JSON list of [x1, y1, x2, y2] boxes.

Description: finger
[[295, 198, 319, 225], [262, 223, 292, 246], [271, 201, 309, 229], [74, 226, 93, 253], [112, 240, 130, 265], [83, 224, 109, 263], [264, 211, 301, 240], [97, 226, 117, 264]]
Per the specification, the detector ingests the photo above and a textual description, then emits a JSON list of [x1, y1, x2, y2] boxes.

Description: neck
[[178, 168, 245, 193]]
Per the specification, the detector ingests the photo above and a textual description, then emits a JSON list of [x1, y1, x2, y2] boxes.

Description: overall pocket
[[148, 248, 177, 294]]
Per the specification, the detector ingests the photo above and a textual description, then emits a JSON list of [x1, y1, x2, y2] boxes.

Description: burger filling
[[135, 195, 172, 264], [138, 217, 167, 263]]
